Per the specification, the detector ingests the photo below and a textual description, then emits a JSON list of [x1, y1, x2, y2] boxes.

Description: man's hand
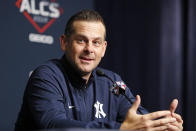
[[167, 99, 183, 131], [120, 95, 177, 131]]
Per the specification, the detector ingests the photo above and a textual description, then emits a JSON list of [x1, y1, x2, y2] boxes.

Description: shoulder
[[30, 58, 64, 80], [95, 67, 122, 81]]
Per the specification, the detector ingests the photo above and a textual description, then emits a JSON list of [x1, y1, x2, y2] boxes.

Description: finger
[[130, 95, 141, 112], [145, 110, 171, 120], [170, 121, 183, 130], [150, 125, 169, 131], [172, 113, 183, 123], [170, 99, 178, 114], [151, 117, 176, 127], [139, 125, 169, 131], [167, 123, 181, 131]]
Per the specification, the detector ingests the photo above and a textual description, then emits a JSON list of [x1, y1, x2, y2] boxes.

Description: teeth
[[81, 57, 92, 60]]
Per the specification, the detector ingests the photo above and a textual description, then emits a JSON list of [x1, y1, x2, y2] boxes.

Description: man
[[15, 9, 183, 131]]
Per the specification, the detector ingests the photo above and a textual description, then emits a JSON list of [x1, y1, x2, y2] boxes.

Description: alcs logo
[[16, 0, 64, 44]]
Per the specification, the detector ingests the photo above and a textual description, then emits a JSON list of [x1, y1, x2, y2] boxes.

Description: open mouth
[[79, 56, 94, 63]]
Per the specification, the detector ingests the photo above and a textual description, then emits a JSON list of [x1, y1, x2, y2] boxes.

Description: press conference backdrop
[[0, 0, 93, 130], [0, 0, 196, 131]]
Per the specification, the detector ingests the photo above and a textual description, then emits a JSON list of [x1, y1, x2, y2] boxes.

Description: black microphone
[[96, 69, 116, 84], [96, 69, 144, 114], [96, 69, 127, 95]]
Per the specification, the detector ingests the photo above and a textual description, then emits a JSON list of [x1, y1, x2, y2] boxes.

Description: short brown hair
[[64, 9, 106, 39]]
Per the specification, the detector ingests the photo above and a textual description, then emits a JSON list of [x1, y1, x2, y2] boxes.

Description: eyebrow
[[74, 34, 103, 41]]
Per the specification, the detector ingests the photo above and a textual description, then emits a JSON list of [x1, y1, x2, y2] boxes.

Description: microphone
[[96, 69, 144, 114], [96, 69, 116, 84], [96, 69, 126, 95]]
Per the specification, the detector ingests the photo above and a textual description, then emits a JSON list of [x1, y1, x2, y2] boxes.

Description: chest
[[62, 80, 119, 122]]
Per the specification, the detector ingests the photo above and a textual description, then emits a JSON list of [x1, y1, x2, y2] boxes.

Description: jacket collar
[[60, 55, 95, 89]]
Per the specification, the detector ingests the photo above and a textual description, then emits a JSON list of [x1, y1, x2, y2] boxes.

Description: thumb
[[170, 99, 178, 114], [130, 95, 141, 113]]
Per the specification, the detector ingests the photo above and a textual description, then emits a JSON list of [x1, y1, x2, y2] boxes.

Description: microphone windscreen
[[96, 69, 105, 76]]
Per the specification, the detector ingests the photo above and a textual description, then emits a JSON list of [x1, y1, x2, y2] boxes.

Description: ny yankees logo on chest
[[94, 100, 106, 118]]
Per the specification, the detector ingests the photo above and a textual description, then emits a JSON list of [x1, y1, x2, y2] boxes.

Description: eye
[[77, 39, 85, 44], [93, 41, 102, 47]]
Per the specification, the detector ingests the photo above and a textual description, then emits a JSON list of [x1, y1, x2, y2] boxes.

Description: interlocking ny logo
[[15, 0, 63, 33], [94, 100, 106, 118]]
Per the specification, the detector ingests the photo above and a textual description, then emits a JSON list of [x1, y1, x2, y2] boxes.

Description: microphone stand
[[96, 69, 144, 115]]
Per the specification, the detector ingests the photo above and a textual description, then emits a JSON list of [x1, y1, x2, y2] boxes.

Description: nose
[[84, 42, 94, 53]]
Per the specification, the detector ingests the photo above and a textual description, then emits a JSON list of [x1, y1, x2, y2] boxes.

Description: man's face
[[60, 21, 107, 76]]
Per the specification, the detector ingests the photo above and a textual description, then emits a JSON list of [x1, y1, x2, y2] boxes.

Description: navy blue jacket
[[15, 55, 148, 131]]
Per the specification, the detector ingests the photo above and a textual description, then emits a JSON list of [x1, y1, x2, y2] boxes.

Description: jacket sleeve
[[26, 66, 121, 129]]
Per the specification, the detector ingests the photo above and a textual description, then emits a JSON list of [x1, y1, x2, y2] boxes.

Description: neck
[[81, 72, 92, 83]]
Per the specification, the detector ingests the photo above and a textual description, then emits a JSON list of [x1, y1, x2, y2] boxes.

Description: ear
[[101, 41, 107, 57], [60, 34, 68, 52]]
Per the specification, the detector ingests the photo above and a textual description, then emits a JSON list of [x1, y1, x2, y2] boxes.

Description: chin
[[81, 69, 93, 74], [79, 67, 94, 74]]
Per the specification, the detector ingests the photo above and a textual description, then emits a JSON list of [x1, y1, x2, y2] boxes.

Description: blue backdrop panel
[[0, 1, 93, 130], [95, 0, 196, 130]]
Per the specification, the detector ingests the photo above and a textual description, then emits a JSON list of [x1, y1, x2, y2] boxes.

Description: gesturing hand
[[166, 99, 183, 131], [120, 95, 177, 131]]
